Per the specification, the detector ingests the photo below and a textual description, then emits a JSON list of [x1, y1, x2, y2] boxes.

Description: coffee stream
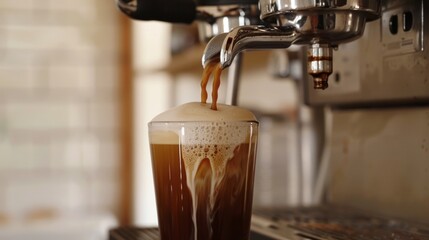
[[201, 61, 223, 110], [151, 59, 255, 239]]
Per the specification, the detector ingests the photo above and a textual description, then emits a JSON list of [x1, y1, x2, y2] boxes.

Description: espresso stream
[[201, 61, 223, 110]]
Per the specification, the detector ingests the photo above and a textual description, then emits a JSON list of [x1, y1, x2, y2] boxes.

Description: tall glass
[[148, 120, 258, 240]]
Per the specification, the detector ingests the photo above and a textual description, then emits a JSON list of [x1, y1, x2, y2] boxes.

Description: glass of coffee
[[148, 102, 258, 240]]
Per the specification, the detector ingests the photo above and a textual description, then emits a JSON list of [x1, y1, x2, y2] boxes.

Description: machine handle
[[116, 0, 197, 24], [195, 0, 258, 5]]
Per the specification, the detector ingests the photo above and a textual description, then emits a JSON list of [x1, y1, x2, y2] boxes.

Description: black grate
[[109, 227, 159, 240], [253, 206, 429, 240], [109, 227, 274, 240]]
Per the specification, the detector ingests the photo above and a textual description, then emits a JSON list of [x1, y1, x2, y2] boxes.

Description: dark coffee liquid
[[150, 143, 256, 240]]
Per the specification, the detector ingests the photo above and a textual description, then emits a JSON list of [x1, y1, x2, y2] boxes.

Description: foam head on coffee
[[150, 101, 257, 179], [150, 102, 257, 146], [151, 102, 257, 123]]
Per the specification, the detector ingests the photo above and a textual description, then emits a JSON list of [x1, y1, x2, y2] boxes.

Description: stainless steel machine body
[[310, 0, 429, 224], [306, 0, 429, 105]]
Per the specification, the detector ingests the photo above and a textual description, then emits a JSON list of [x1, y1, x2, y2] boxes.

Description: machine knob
[[116, 0, 197, 24], [116, 0, 258, 24], [195, 0, 258, 5]]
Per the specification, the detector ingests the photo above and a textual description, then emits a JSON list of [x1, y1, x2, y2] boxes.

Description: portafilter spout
[[308, 44, 333, 90], [202, 26, 298, 68]]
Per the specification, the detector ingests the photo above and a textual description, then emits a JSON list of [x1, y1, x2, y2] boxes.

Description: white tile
[[0, 66, 35, 89], [0, 106, 6, 138], [0, 49, 34, 67], [48, 65, 95, 94], [81, 135, 100, 170], [0, 140, 37, 170], [88, 101, 119, 129], [93, 0, 121, 20], [3, 25, 93, 50], [16, 11, 81, 28], [3, 176, 86, 216], [68, 103, 88, 129], [88, 177, 120, 211], [49, 139, 83, 170], [43, 49, 95, 67], [41, 0, 84, 11], [98, 139, 120, 169], [48, 135, 102, 171], [0, 0, 34, 9], [31, 143, 52, 170], [91, 27, 122, 48], [5, 100, 87, 130], [0, 183, 5, 210], [0, 140, 53, 171], [95, 66, 119, 89]]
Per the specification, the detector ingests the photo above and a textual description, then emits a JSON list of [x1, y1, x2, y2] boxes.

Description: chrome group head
[[202, 0, 381, 89]]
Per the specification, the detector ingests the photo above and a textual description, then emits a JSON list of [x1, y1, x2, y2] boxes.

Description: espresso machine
[[111, 0, 429, 239]]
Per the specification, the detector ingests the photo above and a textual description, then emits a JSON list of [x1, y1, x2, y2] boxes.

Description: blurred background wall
[[0, 0, 129, 239]]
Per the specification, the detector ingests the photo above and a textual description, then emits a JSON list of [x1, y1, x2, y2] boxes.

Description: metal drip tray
[[109, 206, 429, 240], [251, 206, 429, 240], [109, 227, 159, 240]]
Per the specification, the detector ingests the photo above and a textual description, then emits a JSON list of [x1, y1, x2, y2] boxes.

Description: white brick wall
[[0, 66, 35, 89], [0, 0, 123, 228], [4, 101, 87, 130]]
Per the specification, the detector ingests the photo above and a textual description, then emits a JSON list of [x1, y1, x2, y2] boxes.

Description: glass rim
[[148, 120, 259, 126]]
